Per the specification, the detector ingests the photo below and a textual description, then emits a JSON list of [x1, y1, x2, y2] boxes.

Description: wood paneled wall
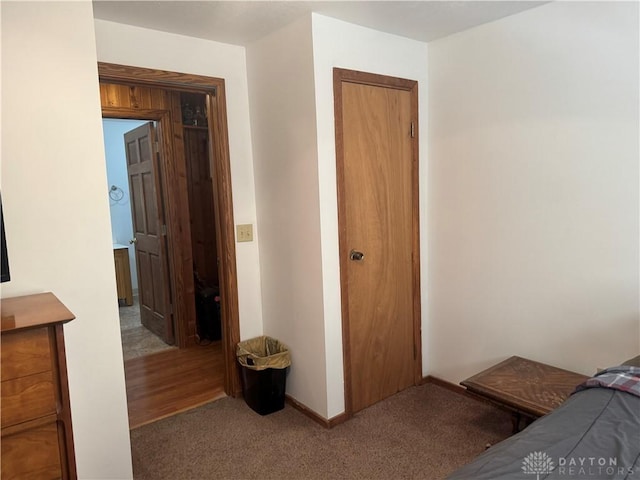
[[100, 83, 170, 110]]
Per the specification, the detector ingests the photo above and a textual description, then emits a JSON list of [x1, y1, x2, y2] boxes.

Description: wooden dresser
[[1, 293, 77, 479]]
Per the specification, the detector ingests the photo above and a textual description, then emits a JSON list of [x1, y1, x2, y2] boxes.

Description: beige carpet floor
[[119, 297, 176, 361], [130, 382, 512, 480]]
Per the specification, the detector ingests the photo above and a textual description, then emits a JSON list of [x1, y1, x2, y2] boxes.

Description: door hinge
[[161, 224, 167, 236], [154, 141, 160, 154], [410, 122, 415, 138]]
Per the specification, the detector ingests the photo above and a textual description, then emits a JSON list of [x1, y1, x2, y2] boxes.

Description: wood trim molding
[[422, 375, 467, 396], [98, 63, 242, 397], [423, 375, 518, 415], [333, 67, 422, 416], [101, 107, 167, 119], [98, 62, 224, 91], [409, 80, 422, 386], [165, 93, 196, 348], [333, 68, 417, 91], [327, 411, 350, 428], [207, 86, 242, 396], [286, 376, 499, 432], [333, 68, 353, 418], [284, 395, 349, 429]]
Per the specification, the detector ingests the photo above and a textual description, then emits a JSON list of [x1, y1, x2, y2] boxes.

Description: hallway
[[119, 296, 176, 361], [124, 342, 225, 429]]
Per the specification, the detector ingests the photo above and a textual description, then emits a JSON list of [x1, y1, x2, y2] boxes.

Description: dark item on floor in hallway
[[195, 286, 221, 341]]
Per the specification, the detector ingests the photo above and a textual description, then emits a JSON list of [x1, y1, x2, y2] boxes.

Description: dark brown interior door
[[337, 73, 420, 414], [124, 122, 174, 345], [184, 126, 218, 288]]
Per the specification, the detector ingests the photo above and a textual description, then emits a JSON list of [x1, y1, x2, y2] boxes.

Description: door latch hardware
[[349, 250, 365, 262]]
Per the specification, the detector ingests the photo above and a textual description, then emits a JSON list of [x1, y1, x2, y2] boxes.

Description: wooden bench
[[461, 356, 589, 433]]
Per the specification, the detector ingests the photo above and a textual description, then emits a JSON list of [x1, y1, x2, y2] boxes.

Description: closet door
[[335, 69, 422, 414]]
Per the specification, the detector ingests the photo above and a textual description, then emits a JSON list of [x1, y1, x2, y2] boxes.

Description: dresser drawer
[[1, 371, 57, 428], [1, 420, 62, 480], [1, 328, 52, 380]]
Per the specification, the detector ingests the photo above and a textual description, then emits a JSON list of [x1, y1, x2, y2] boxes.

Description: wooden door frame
[[333, 68, 422, 416], [99, 62, 242, 396]]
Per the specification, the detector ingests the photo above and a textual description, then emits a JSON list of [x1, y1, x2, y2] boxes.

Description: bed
[[447, 358, 640, 480]]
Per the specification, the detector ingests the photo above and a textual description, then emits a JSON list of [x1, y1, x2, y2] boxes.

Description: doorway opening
[[103, 113, 225, 428], [99, 62, 242, 397], [98, 62, 243, 427], [180, 92, 222, 346], [104, 118, 176, 360]]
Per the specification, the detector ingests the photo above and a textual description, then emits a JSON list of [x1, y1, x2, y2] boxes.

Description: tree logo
[[522, 451, 555, 479]]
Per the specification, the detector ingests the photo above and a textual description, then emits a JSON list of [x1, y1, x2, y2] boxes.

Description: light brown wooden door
[[124, 122, 174, 345], [336, 70, 421, 414]]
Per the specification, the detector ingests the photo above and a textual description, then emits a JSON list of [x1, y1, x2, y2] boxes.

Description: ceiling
[[92, 1, 547, 46]]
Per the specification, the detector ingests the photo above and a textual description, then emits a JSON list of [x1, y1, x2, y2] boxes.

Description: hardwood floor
[[124, 342, 226, 429]]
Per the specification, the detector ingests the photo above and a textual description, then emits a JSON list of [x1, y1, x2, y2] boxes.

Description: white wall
[[1, 2, 133, 478], [246, 14, 429, 420], [311, 14, 429, 418], [246, 16, 328, 417], [428, 1, 639, 383], [103, 118, 148, 291], [94, 20, 264, 339]]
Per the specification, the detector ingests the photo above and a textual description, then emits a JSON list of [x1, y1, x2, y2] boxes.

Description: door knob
[[349, 250, 365, 262], [129, 238, 137, 245]]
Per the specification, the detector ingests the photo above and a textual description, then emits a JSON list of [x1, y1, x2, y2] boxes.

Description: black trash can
[[236, 336, 291, 415]]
